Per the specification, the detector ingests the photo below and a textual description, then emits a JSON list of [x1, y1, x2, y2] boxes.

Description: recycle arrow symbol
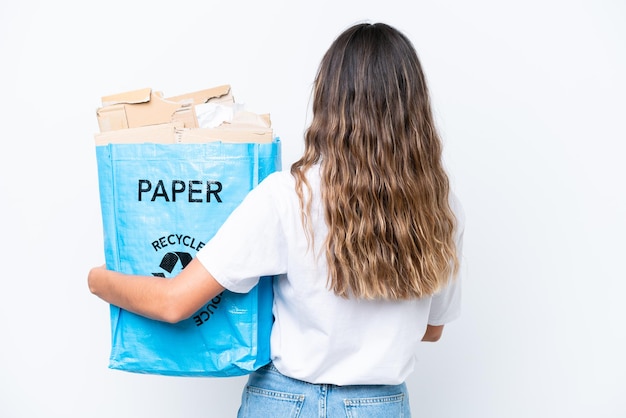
[[152, 251, 193, 277]]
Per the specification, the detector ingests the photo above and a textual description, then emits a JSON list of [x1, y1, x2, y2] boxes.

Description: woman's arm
[[88, 258, 225, 324], [421, 324, 444, 342]]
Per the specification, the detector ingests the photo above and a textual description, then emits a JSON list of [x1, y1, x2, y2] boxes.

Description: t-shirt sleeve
[[195, 174, 288, 293], [428, 193, 465, 325]]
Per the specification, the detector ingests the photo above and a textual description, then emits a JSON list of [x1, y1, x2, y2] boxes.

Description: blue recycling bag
[[95, 139, 280, 377]]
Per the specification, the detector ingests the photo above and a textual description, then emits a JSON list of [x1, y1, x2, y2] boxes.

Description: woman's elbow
[[157, 298, 195, 324], [158, 309, 189, 324], [159, 310, 183, 324]]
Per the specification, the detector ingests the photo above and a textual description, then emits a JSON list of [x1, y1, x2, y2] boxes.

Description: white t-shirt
[[196, 166, 464, 385]]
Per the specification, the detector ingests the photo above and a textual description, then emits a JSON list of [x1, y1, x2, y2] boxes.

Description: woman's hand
[[86, 259, 225, 323], [87, 264, 108, 296]]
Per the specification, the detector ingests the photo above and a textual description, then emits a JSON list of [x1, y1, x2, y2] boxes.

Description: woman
[[89, 22, 464, 417]]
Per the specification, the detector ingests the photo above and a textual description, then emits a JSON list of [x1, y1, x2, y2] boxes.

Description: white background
[[1, 1, 624, 417]]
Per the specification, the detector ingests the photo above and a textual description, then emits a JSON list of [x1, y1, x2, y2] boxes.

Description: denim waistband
[[238, 362, 412, 417]]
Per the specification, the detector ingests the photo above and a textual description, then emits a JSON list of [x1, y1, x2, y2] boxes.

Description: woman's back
[[199, 164, 463, 385]]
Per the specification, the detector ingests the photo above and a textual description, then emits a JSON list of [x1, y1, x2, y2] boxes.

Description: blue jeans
[[237, 363, 412, 418]]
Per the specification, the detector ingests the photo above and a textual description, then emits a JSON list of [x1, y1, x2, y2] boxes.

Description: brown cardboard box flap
[[165, 85, 232, 105], [101, 87, 153, 107], [94, 123, 179, 145], [178, 127, 274, 144], [229, 111, 271, 128], [94, 122, 273, 145]]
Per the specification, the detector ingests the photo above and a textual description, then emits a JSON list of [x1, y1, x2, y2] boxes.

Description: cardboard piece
[[97, 85, 233, 132], [178, 127, 273, 144], [95, 121, 273, 145], [94, 123, 179, 146]]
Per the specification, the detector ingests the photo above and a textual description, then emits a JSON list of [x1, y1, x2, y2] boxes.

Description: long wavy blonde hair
[[291, 22, 459, 300]]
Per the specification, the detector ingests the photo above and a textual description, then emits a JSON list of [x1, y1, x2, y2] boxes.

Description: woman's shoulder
[[449, 191, 464, 217], [448, 190, 465, 236], [260, 165, 321, 189], [253, 171, 299, 204], [259, 170, 296, 190]]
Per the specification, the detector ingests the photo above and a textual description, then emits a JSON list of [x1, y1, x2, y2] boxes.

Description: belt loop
[[318, 384, 328, 418]]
